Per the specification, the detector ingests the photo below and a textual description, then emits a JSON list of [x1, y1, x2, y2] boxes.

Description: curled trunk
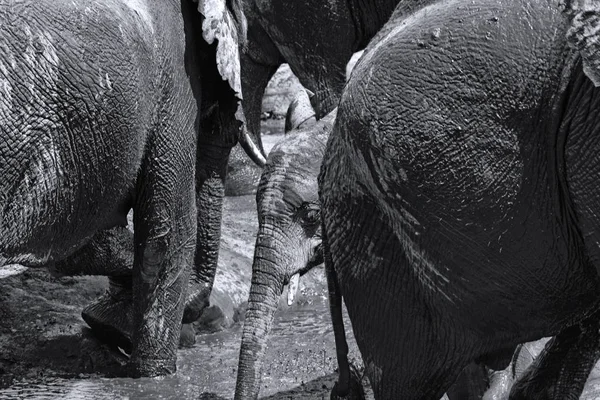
[[235, 237, 284, 399]]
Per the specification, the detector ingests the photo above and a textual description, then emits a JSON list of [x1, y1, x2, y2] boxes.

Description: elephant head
[[234, 92, 336, 399]]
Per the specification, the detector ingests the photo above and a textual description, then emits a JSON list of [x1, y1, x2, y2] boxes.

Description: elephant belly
[[0, 112, 145, 266]]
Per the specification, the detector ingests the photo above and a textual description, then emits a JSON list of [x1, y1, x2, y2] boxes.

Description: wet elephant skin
[[319, 0, 600, 398]]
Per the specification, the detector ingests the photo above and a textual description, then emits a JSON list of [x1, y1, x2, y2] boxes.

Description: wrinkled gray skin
[[226, 0, 439, 197], [239, 0, 438, 163], [0, 0, 247, 376], [508, 310, 600, 399], [284, 90, 317, 134], [482, 339, 547, 400], [485, 320, 600, 399], [75, 0, 430, 348], [51, 0, 252, 352], [319, 0, 600, 398], [564, 0, 600, 87], [234, 95, 332, 400], [235, 92, 490, 400]]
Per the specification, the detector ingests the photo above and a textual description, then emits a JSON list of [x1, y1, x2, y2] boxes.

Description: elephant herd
[[1, 0, 600, 399]]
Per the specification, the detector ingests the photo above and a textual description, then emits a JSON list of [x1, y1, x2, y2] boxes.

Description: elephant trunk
[[235, 236, 284, 399]]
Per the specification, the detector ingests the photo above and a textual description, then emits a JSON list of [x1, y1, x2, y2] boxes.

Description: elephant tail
[[324, 230, 365, 399]]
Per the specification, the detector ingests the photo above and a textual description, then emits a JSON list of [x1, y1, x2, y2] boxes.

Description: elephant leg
[[446, 362, 489, 400], [82, 275, 133, 353], [182, 141, 230, 324], [325, 231, 365, 400], [509, 310, 600, 400], [52, 226, 136, 351], [127, 132, 196, 378]]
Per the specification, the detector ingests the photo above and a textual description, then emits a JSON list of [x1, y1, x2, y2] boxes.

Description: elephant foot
[[81, 277, 133, 354], [126, 356, 177, 378], [330, 364, 365, 400], [83, 276, 196, 350], [182, 285, 211, 324], [179, 323, 196, 348]]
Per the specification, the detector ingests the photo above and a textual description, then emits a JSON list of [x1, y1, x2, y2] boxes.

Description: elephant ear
[[564, 0, 600, 86], [195, 0, 247, 99]]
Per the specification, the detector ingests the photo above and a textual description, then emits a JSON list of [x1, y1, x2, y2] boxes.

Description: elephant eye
[[298, 202, 320, 225]]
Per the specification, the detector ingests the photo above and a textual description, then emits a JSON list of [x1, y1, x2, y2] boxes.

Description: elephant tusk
[[239, 125, 267, 167], [287, 273, 300, 306]]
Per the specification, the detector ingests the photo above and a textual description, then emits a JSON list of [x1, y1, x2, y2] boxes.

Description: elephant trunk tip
[[234, 264, 284, 400]]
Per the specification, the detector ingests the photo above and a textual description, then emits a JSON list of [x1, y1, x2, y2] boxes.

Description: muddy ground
[[0, 188, 367, 399]]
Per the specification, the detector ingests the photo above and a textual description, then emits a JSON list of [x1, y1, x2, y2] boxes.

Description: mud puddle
[[0, 294, 367, 400]]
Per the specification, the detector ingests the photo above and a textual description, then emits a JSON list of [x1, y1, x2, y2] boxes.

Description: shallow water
[[0, 293, 367, 400], [0, 130, 369, 400]]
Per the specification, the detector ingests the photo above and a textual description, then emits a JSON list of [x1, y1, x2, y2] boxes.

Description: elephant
[[563, 0, 600, 87], [483, 333, 600, 400], [0, 0, 247, 377], [226, 0, 412, 197], [482, 339, 547, 400], [234, 94, 333, 399], [318, 0, 600, 398], [284, 89, 316, 134], [229, 0, 439, 192], [235, 91, 492, 400], [77, 0, 437, 351]]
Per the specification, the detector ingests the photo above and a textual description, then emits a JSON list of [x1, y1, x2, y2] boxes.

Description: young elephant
[[0, 0, 245, 377], [234, 93, 333, 399], [319, 0, 600, 398]]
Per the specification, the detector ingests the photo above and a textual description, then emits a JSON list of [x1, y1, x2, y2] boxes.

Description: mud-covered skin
[[235, 102, 333, 400], [284, 90, 317, 134], [235, 93, 491, 400], [48, 0, 250, 347], [75, 0, 436, 339], [319, 0, 600, 398], [0, 0, 247, 377]]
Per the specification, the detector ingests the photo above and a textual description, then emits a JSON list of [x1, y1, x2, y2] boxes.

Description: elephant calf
[[0, 0, 245, 377], [235, 91, 332, 399], [319, 0, 600, 398]]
